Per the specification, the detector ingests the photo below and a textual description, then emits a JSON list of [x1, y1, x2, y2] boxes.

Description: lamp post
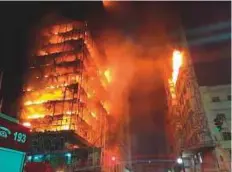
[[177, 156, 185, 172]]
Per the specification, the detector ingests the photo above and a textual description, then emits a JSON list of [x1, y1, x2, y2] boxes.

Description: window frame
[[212, 96, 220, 102], [222, 132, 231, 141], [227, 95, 231, 101]]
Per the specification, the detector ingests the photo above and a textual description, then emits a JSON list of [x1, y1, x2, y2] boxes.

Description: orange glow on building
[[103, 1, 112, 8], [20, 19, 111, 146]]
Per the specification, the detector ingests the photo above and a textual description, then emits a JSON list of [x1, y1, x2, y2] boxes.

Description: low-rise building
[[198, 75, 231, 171]]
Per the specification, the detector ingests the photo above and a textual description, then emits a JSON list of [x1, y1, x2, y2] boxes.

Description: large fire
[[21, 20, 112, 146], [168, 50, 183, 99], [172, 50, 183, 85], [104, 68, 113, 83]]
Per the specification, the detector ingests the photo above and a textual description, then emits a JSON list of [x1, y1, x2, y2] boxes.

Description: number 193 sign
[[0, 117, 30, 152]]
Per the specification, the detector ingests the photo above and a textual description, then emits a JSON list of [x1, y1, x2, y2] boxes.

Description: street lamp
[[177, 156, 185, 172], [177, 157, 183, 164]]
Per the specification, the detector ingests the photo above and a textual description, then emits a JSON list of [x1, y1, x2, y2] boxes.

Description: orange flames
[[168, 50, 183, 99], [104, 68, 113, 84], [21, 20, 111, 146], [102, 1, 119, 12], [103, 1, 113, 8], [171, 50, 183, 85]]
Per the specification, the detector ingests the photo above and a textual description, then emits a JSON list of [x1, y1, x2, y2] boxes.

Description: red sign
[[24, 162, 53, 172], [0, 117, 30, 152]]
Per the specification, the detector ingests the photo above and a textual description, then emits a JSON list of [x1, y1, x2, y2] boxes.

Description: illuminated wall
[[20, 18, 110, 146]]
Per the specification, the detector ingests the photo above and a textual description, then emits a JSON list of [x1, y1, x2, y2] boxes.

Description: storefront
[[0, 113, 30, 172]]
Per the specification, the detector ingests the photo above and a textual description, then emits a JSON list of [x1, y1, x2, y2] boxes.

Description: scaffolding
[[20, 14, 130, 172], [21, 17, 110, 149]]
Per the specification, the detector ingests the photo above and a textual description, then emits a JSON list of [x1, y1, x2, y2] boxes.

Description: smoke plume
[[98, 1, 180, 154]]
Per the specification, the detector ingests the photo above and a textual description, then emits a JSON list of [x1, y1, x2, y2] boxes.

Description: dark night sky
[[0, 1, 230, 160]]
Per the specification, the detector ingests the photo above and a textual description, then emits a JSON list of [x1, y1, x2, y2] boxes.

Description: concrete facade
[[199, 84, 231, 171], [165, 15, 231, 171]]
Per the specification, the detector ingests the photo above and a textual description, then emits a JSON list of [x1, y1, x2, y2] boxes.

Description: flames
[[104, 68, 113, 84], [103, 1, 113, 8], [168, 50, 183, 99], [171, 50, 183, 85], [21, 19, 112, 145], [102, 1, 119, 12]]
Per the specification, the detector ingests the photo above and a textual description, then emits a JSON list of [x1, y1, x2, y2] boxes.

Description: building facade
[[199, 84, 231, 171], [164, 20, 231, 172], [19, 14, 129, 171], [164, 49, 214, 172]]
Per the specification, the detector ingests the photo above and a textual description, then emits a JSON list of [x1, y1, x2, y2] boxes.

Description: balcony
[[219, 140, 231, 149]]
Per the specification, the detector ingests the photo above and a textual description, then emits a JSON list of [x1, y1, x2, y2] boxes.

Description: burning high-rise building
[[21, 19, 107, 144], [19, 14, 122, 171]]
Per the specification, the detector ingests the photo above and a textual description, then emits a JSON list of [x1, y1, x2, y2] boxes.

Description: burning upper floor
[[166, 50, 184, 101], [20, 16, 113, 146]]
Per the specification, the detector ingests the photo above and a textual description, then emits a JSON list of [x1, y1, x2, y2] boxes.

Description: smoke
[[96, 1, 180, 152], [97, 28, 167, 147], [100, 30, 140, 118], [97, 4, 174, 118], [100, 37, 167, 158]]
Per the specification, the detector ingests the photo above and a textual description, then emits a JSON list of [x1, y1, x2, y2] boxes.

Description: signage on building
[[0, 116, 30, 152]]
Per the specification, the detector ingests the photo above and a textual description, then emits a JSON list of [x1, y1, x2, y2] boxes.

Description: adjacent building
[[164, 20, 231, 172], [197, 59, 231, 171]]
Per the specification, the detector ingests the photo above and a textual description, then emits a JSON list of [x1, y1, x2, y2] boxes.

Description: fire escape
[[165, 41, 214, 158], [176, 64, 214, 154]]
